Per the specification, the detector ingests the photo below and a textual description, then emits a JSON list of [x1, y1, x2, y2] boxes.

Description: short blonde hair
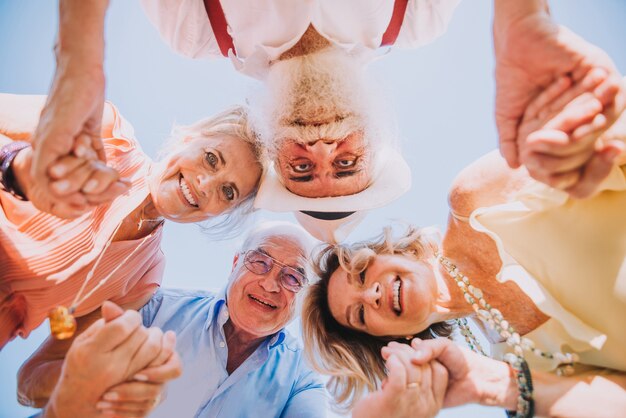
[[302, 225, 453, 412], [158, 106, 264, 239]]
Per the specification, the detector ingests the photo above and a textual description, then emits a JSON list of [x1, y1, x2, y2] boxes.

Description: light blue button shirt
[[140, 288, 328, 418]]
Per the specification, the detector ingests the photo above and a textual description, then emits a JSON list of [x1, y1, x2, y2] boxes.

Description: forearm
[[17, 360, 64, 408], [56, 0, 109, 68], [490, 367, 626, 418], [533, 370, 626, 418], [493, 0, 549, 29]]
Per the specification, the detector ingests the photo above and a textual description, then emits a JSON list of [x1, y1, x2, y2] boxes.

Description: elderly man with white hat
[[139, 0, 444, 240]]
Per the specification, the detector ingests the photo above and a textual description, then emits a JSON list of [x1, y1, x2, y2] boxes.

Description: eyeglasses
[[243, 249, 308, 293]]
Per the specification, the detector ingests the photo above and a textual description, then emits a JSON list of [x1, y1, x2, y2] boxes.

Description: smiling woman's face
[[151, 134, 262, 223], [275, 131, 372, 197], [326, 253, 438, 337]]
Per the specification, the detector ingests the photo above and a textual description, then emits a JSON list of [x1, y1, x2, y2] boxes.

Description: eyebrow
[[335, 169, 361, 179], [216, 150, 225, 166], [289, 175, 313, 182]]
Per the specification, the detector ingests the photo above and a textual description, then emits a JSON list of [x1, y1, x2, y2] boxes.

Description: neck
[[431, 242, 476, 322], [278, 25, 332, 61], [223, 319, 267, 374]]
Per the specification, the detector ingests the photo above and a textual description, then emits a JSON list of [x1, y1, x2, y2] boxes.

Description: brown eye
[[359, 305, 365, 325]]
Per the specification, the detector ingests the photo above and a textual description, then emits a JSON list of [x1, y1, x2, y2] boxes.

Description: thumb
[[384, 355, 408, 395], [101, 301, 124, 322]]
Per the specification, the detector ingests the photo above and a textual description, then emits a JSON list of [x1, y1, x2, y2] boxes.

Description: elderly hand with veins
[[493, 0, 622, 172], [43, 302, 182, 418], [352, 341, 448, 418], [516, 70, 626, 198]]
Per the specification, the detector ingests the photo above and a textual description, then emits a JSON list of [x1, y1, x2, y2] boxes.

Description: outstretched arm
[[492, 0, 622, 171], [410, 338, 626, 418], [28, 0, 133, 218]]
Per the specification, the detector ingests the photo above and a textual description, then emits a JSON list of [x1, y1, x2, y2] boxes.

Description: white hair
[[228, 221, 319, 316], [248, 46, 397, 162]]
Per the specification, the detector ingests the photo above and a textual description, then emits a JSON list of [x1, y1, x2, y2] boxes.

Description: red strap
[[381, 0, 409, 46], [203, 0, 236, 57]]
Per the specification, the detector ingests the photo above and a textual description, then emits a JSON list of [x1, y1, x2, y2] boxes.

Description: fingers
[[147, 331, 176, 368], [409, 338, 468, 375], [566, 143, 623, 199], [92, 309, 143, 351], [73, 133, 99, 161], [121, 327, 163, 378], [383, 355, 408, 395], [134, 351, 183, 384], [498, 134, 521, 169], [101, 301, 125, 322], [102, 382, 162, 403], [430, 360, 449, 404], [524, 76, 572, 120], [48, 155, 86, 179], [50, 160, 117, 196], [81, 162, 120, 194], [85, 179, 131, 206], [524, 146, 595, 178], [544, 93, 603, 133]]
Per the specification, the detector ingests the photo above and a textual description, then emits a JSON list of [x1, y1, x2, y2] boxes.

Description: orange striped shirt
[[0, 105, 164, 348]]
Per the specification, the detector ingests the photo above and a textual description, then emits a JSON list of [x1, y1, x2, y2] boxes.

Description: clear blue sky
[[1, 1, 625, 417]]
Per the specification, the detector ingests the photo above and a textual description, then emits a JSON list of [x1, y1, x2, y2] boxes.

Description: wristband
[[0, 141, 30, 201], [504, 353, 534, 418]]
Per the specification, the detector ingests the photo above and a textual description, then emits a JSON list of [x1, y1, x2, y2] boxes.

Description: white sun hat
[[254, 145, 411, 242]]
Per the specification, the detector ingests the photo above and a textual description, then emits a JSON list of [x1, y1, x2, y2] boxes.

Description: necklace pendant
[[48, 306, 77, 340]]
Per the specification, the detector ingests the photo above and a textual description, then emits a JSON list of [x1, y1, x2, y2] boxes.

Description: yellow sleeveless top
[[470, 165, 626, 373]]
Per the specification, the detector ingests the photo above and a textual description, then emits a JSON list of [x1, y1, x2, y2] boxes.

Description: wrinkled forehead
[[244, 234, 309, 267]]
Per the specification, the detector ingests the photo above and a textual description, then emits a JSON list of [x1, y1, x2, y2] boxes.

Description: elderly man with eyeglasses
[[128, 221, 328, 418]]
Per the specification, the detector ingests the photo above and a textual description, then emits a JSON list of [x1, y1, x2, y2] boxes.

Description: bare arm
[[17, 309, 103, 407], [17, 294, 153, 408], [410, 338, 626, 418]]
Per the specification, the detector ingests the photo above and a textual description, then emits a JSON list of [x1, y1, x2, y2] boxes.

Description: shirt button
[[219, 341, 225, 348]]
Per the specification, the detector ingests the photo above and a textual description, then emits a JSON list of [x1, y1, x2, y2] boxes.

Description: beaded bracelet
[[504, 353, 534, 418], [0, 141, 30, 201]]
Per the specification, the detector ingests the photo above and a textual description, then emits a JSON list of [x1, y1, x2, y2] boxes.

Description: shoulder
[[140, 287, 218, 326], [448, 150, 530, 218]]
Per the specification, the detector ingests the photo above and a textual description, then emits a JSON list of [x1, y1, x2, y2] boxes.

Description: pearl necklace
[[437, 254, 578, 375]]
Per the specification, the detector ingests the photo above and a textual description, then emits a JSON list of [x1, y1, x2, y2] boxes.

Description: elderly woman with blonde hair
[[302, 76, 626, 417], [0, 94, 263, 414]]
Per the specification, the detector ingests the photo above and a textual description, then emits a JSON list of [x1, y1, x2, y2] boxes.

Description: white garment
[[141, 0, 460, 77]]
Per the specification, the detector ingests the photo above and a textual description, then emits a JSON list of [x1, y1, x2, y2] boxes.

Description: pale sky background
[[1, 1, 625, 417]]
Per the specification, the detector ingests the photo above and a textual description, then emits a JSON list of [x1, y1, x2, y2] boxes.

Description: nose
[[306, 139, 337, 156], [362, 282, 381, 308], [259, 273, 281, 293], [196, 173, 215, 198]]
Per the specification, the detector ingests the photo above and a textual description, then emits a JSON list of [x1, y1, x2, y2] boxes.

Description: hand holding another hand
[[45, 302, 181, 418], [352, 341, 448, 418]]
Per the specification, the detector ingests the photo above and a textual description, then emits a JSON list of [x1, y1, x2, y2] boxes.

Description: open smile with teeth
[[392, 277, 402, 316], [249, 295, 277, 309], [179, 174, 198, 207]]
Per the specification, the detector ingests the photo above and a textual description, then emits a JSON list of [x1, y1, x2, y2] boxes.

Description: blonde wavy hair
[[158, 105, 264, 239], [302, 225, 453, 412]]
